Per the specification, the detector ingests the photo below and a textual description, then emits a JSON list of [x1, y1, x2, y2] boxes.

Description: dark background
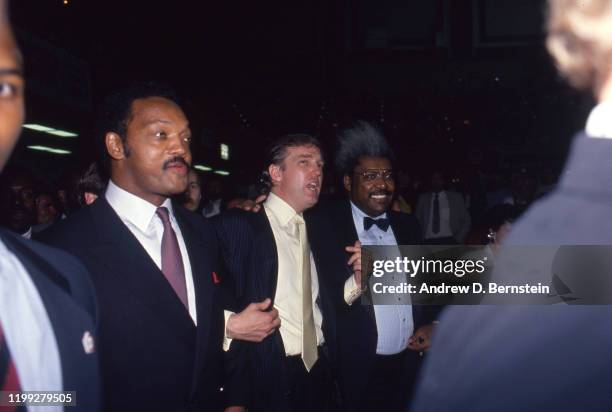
[[6, 0, 593, 193]]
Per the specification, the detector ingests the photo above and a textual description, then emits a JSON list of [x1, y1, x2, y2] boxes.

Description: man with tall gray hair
[[412, 1, 612, 411]]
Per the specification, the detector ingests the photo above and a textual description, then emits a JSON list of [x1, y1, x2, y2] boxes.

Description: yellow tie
[[294, 215, 318, 371]]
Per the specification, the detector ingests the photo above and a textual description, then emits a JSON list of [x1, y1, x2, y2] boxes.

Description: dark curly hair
[[94, 81, 181, 172]]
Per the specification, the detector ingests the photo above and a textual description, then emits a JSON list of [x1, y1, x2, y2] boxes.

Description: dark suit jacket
[[412, 133, 612, 412], [1, 229, 100, 412], [213, 208, 342, 412], [317, 200, 437, 411], [39, 198, 224, 412], [415, 191, 471, 242]]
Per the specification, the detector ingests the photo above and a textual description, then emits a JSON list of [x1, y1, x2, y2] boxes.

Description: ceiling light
[[23, 123, 78, 138], [23, 124, 55, 132], [27, 145, 71, 155], [220, 143, 229, 160], [46, 130, 78, 137]]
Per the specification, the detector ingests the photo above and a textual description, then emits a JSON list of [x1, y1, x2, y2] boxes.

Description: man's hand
[[226, 298, 280, 342], [407, 323, 435, 352], [346, 240, 362, 286], [227, 194, 267, 213]]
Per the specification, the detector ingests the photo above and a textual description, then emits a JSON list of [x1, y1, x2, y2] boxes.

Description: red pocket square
[[212, 271, 220, 284]]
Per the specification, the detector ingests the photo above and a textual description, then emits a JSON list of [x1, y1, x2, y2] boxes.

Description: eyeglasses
[[354, 169, 394, 182]]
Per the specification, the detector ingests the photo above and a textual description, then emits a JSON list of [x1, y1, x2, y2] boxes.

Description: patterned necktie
[[363, 216, 390, 231], [432, 192, 440, 234], [156, 207, 188, 309], [294, 215, 318, 371], [1, 321, 26, 412]]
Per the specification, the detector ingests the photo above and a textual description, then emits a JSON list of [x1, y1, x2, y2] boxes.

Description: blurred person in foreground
[[0, 1, 100, 410], [412, 1, 612, 411]]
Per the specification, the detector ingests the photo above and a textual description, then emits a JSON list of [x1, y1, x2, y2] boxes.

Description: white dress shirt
[[425, 191, 453, 239], [105, 180, 197, 324], [586, 100, 612, 139], [265, 192, 324, 355], [21, 227, 32, 239], [0, 238, 63, 412], [349, 202, 414, 355]]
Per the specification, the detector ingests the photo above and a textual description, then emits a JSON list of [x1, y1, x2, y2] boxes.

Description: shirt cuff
[[223, 310, 235, 351], [344, 274, 363, 306]]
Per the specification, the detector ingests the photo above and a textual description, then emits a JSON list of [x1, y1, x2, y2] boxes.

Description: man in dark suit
[[324, 121, 437, 412], [214, 134, 360, 412], [415, 171, 471, 244], [40, 83, 277, 412], [411, 1, 612, 411], [0, 2, 100, 410]]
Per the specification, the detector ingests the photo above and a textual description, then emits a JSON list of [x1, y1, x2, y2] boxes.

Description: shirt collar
[[21, 227, 32, 239], [105, 180, 174, 232], [586, 101, 612, 139], [265, 192, 300, 228]]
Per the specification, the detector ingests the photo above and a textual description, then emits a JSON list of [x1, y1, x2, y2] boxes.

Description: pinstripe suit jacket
[[213, 208, 341, 412]]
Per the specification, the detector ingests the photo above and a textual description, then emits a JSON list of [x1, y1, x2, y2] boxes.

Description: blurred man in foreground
[[412, 1, 612, 411], [0, 1, 100, 411]]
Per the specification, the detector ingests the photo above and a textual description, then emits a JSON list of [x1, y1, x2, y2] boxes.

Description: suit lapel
[[172, 206, 213, 387], [332, 200, 377, 319], [333, 200, 360, 248], [251, 210, 279, 302], [88, 199, 195, 345], [1, 231, 98, 396], [249, 210, 288, 356], [2, 230, 71, 293]]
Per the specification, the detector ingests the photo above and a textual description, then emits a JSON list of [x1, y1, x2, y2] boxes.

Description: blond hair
[[547, 0, 612, 93]]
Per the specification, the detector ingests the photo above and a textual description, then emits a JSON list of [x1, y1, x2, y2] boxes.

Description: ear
[[343, 174, 352, 192], [105, 132, 127, 160], [268, 163, 282, 186]]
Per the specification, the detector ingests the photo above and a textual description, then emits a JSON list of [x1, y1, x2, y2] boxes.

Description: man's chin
[[304, 196, 320, 210], [368, 199, 390, 211], [165, 178, 188, 193]]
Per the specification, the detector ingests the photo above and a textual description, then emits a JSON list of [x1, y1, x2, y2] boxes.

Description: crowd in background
[[5, 0, 612, 411], [0, 156, 549, 248]]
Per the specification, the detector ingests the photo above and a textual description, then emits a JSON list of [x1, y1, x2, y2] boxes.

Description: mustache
[[369, 190, 392, 197], [163, 157, 189, 169]]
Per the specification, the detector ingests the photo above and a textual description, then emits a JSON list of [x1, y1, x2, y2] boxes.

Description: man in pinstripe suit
[[215, 133, 361, 412]]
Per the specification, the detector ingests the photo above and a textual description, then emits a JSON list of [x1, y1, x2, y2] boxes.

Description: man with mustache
[[0, 1, 100, 410], [40, 83, 277, 411], [323, 121, 437, 412], [214, 133, 360, 412]]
